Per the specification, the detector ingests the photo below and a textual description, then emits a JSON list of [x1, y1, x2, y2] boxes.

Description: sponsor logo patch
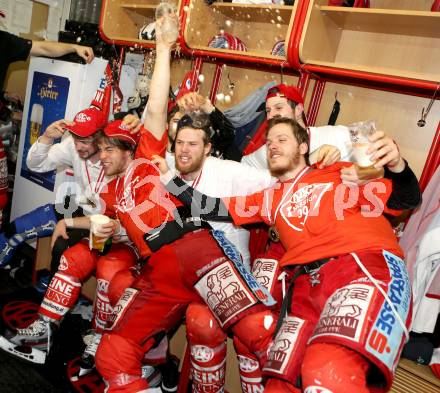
[[365, 251, 411, 371], [252, 258, 277, 292], [191, 345, 214, 363], [58, 255, 68, 271], [212, 230, 276, 307], [191, 359, 226, 389], [41, 273, 80, 316], [107, 288, 139, 329], [195, 261, 257, 327], [263, 316, 305, 375], [75, 112, 92, 123], [238, 355, 259, 373], [95, 280, 112, 330], [312, 284, 374, 342]]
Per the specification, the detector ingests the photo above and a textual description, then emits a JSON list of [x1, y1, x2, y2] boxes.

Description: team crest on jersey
[[195, 261, 257, 327], [280, 183, 332, 231], [312, 284, 374, 342], [116, 175, 141, 213]]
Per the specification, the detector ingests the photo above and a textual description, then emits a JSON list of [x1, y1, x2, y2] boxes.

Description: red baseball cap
[[65, 108, 107, 138], [103, 119, 140, 145], [266, 84, 304, 105], [176, 70, 199, 101], [168, 70, 199, 114]]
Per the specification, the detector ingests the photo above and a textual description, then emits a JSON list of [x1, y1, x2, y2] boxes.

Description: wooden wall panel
[[314, 82, 439, 178]]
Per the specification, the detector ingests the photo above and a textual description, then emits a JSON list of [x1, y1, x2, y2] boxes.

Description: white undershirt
[[171, 155, 274, 269]]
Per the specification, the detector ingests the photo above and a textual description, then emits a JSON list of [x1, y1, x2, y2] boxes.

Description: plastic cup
[[89, 214, 110, 252], [348, 120, 376, 167]]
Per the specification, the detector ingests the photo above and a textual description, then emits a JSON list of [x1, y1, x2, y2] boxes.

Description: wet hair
[[172, 112, 213, 151], [266, 117, 310, 164], [94, 130, 137, 155]]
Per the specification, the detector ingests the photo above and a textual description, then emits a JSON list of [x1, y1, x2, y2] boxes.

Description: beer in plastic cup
[[89, 214, 110, 252], [30, 104, 43, 145], [348, 120, 376, 167]]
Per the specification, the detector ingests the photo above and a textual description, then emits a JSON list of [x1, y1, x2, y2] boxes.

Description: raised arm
[[31, 41, 94, 63], [177, 92, 238, 158], [143, 15, 178, 139], [341, 130, 421, 210], [384, 160, 421, 210], [26, 119, 75, 172]]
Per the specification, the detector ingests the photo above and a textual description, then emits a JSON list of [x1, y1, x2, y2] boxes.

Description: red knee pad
[[94, 245, 137, 330], [186, 303, 226, 346], [186, 304, 227, 393], [302, 343, 370, 393], [95, 244, 137, 284], [232, 310, 276, 363], [96, 333, 148, 393], [108, 268, 138, 306], [59, 241, 98, 281]]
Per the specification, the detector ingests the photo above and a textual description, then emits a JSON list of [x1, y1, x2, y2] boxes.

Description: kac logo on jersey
[[280, 183, 332, 232], [366, 251, 410, 371]]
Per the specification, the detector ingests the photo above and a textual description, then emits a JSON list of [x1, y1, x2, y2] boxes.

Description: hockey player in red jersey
[[157, 116, 420, 392]]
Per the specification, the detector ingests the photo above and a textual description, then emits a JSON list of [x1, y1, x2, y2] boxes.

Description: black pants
[[50, 199, 89, 274]]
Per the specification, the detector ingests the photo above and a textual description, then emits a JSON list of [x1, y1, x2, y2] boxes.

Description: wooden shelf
[[302, 60, 440, 84], [299, 0, 440, 83], [100, 0, 181, 46], [211, 3, 292, 23], [211, 3, 292, 26], [183, 0, 298, 62], [319, 6, 440, 38], [188, 44, 286, 59], [121, 2, 158, 9]]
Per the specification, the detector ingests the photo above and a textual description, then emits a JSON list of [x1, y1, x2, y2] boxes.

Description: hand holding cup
[[90, 214, 112, 252], [348, 120, 376, 168]]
